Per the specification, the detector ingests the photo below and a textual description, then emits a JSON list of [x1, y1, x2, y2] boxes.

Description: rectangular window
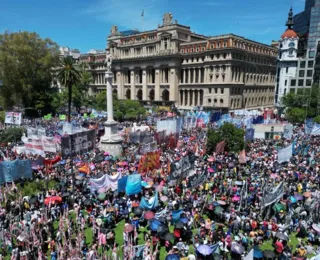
[[306, 79, 312, 86], [286, 67, 289, 73], [307, 70, 313, 77], [291, 79, 296, 86], [308, 60, 314, 68], [309, 51, 315, 58], [298, 79, 304, 86], [299, 70, 305, 77], [285, 80, 287, 86], [221, 88, 224, 94], [215, 88, 218, 94], [300, 61, 306, 68]]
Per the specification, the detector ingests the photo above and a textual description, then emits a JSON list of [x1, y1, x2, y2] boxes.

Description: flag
[[244, 249, 254, 260], [239, 150, 246, 164], [277, 144, 292, 163], [215, 140, 225, 154], [78, 163, 90, 174], [311, 123, 320, 135], [141, 9, 144, 17]]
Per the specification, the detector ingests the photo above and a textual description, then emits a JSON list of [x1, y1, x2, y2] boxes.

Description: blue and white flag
[[283, 124, 293, 139], [305, 118, 314, 135], [277, 145, 292, 163], [311, 123, 320, 135]]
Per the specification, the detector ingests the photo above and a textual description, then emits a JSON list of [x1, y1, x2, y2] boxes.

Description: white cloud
[[83, 0, 165, 31]]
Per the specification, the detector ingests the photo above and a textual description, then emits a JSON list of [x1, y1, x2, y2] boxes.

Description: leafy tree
[[56, 56, 81, 122], [0, 31, 60, 113], [314, 115, 320, 124], [207, 123, 245, 154], [0, 127, 24, 143], [285, 107, 306, 124], [95, 90, 107, 111]]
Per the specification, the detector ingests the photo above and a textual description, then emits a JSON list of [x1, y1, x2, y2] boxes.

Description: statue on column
[[105, 51, 112, 72]]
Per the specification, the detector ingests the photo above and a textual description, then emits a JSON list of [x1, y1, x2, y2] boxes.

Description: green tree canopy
[[285, 107, 306, 124], [207, 123, 245, 154], [0, 31, 60, 113]]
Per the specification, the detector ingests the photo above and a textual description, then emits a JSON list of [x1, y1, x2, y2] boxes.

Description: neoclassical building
[[80, 13, 277, 110]]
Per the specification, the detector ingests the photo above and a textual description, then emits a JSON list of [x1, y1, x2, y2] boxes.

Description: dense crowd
[[0, 118, 320, 260]]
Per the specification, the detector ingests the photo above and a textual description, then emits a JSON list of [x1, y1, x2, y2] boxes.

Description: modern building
[[293, 0, 315, 35], [275, 7, 316, 105], [79, 13, 277, 110]]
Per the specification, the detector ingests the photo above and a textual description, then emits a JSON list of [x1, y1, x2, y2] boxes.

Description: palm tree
[[56, 56, 81, 122]]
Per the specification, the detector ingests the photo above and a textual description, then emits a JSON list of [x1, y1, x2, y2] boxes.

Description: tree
[[207, 123, 245, 154], [0, 31, 60, 112], [56, 56, 81, 122], [285, 107, 306, 124], [314, 115, 320, 124]]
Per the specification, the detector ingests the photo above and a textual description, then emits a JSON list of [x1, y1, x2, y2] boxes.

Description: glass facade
[[293, 0, 315, 34], [308, 0, 320, 50]]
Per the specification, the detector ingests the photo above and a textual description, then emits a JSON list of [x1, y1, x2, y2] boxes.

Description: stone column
[[189, 90, 193, 106], [185, 90, 188, 106], [142, 68, 147, 100], [194, 90, 198, 106], [199, 68, 202, 83], [183, 69, 186, 83], [117, 71, 122, 99], [193, 69, 196, 83], [130, 70, 135, 100], [188, 69, 191, 83], [155, 68, 160, 100], [106, 71, 114, 121], [197, 90, 201, 105]]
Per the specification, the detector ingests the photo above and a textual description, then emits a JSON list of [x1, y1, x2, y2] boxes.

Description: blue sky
[[0, 0, 305, 52]]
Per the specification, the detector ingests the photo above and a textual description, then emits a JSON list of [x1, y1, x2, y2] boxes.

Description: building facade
[[80, 13, 277, 110]]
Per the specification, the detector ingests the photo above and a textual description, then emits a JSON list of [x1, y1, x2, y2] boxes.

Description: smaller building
[[253, 124, 285, 139]]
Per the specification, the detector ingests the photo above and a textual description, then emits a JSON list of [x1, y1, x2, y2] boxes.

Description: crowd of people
[[0, 116, 320, 260]]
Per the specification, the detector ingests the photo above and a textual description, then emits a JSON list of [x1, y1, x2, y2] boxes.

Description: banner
[[89, 172, 122, 192], [125, 174, 142, 195], [117, 176, 128, 193], [5, 112, 22, 125], [244, 249, 254, 260], [277, 144, 292, 163], [41, 136, 57, 153], [305, 118, 314, 135], [61, 129, 96, 158], [262, 182, 284, 208], [21, 134, 45, 157], [169, 155, 192, 180], [187, 171, 207, 188], [311, 123, 320, 135], [140, 191, 159, 210], [283, 124, 293, 139], [0, 159, 32, 184], [245, 128, 255, 142]]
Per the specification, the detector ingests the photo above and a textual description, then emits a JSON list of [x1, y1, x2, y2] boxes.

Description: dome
[[281, 29, 297, 39]]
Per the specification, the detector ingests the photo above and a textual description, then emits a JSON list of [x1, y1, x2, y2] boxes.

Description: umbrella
[[134, 207, 143, 217], [214, 206, 224, 215], [160, 196, 168, 202], [83, 199, 93, 207], [124, 224, 134, 233], [290, 196, 297, 203], [157, 224, 168, 234], [263, 250, 275, 259], [207, 157, 215, 162], [97, 187, 106, 194], [165, 254, 180, 260], [164, 233, 174, 241], [175, 222, 184, 229], [44, 196, 62, 205], [106, 207, 115, 212], [217, 200, 226, 206], [61, 192, 70, 198], [295, 194, 303, 201], [144, 211, 155, 220], [157, 216, 166, 223], [312, 224, 320, 233], [98, 193, 106, 201], [231, 243, 245, 255], [197, 244, 213, 256], [179, 217, 188, 224], [253, 247, 263, 259], [150, 219, 161, 231], [232, 196, 240, 202], [276, 232, 288, 241]]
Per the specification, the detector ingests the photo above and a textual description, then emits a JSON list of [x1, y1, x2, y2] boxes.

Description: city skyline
[[1, 0, 305, 52]]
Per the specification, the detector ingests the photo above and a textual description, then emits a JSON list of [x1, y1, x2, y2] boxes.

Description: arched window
[[126, 89, 131, 99], [137, 89, 143, 100], [149, 89, 155, 101], [162, 89, 169, 101]]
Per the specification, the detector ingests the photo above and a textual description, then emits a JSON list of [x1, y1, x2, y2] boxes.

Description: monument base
[[100, 120, 123, 157]]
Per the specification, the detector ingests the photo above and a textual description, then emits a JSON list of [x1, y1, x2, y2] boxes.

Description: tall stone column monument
[[100, 51, 123, 156]]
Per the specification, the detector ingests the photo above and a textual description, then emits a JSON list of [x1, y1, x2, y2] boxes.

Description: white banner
[[277, 145, 292, 163], [21, 134, 45, 156], [5, 112, 22, 125], [244, 249, 254, 260], [41, 136, 56, 153]]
